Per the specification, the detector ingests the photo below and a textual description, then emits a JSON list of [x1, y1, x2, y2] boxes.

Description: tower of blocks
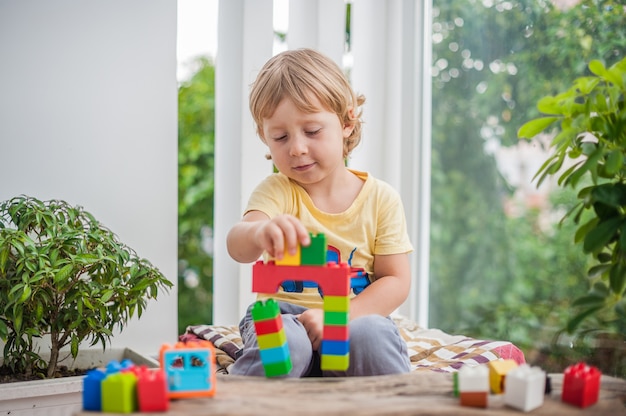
[[252, 298, 293, 377], [561, 362, 601, 408], [504, 364, 546, 412], [252, 232, 351, 373], [160, 340, 217, 399]]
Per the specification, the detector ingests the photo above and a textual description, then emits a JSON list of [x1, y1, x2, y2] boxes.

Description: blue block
[[259, 343, 290, 364], [321, 339, 350, 355], [82, 368, 106, 411]]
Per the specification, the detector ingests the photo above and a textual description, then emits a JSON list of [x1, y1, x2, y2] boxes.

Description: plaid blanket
[[180, 315, 525, 375]]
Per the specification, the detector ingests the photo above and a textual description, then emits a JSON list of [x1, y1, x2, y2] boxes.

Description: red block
[[252, 261, 351, 296], [254, 315, 284, 335], [561, 362, 601, 408], [323, 325, 349, 341], [135, 367, 169, 412]]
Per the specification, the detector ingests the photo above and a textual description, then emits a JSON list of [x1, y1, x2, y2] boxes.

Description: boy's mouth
[[293, 163, 315, 171]]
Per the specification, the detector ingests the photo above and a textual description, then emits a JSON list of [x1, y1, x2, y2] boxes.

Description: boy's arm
[[349, 252, 411, 319], [226, 210, 310, 263]]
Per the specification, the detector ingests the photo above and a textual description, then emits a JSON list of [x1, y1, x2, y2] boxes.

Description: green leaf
[[609, 263, 626, 295], [71, 336, 79, 358], [604, 150, 623, 176], [53, 264, 73, 284], [18, 285, 32, 303], [566, 306, 604, 333], [583, 217, 623, 253], [518, 117, 558, 139]]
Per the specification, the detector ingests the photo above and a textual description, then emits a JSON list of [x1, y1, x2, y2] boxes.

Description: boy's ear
[[343, 122, 356, 138]]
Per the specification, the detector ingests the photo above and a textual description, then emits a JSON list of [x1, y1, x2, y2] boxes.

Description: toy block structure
[[488, 359, 518, 394], [101, 371, 138, 413], [458, 365, 489, 408], [561, 362, 601, 408], [251, 298, 293, 377], [252, 232, 352, 372], [503, 364, 546, 412], [160, 340, 217, 399]]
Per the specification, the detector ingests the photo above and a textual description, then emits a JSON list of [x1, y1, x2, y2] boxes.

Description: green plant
[[0, 196, 173, 379], [518, 56, 626, 337]]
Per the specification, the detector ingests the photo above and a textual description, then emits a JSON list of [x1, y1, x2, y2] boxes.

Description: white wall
[[0, 0, 178, 355]]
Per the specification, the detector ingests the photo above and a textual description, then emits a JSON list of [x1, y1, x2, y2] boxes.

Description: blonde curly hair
[[249, 48, 365, 159]]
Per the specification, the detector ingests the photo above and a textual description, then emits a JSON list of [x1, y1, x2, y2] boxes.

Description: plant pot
[[0, 347, 159, 416]]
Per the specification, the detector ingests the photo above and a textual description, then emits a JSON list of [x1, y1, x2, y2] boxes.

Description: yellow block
[[275, 245, 301, 266], [489, 359, 519, 394]]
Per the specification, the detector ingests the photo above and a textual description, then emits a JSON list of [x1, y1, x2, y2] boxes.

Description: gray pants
[[230, 301, 411, 377]]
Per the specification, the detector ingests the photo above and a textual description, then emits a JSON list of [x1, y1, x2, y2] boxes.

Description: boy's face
[[261, 96, 354, 188]]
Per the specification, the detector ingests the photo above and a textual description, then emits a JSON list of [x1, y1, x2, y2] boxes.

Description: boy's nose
[[289, 135, 308, 156]]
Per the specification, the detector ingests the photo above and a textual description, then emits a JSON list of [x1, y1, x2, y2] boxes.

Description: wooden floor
[[76, 371, 626, 415]]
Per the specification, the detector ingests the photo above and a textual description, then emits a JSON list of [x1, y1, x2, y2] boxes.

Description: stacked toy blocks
[[561, 362, 601, 408], [251, 298, 293, 377], [503, 364, 546, 412], [252, 232, 352, 372], [83, 359, 169, 413], [458, 365, 489, 408], [160, 340, 217, 399]]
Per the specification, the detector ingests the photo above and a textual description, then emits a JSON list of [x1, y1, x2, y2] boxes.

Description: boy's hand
[[254, 214, 310, 259], [297, 308, 324, 351]]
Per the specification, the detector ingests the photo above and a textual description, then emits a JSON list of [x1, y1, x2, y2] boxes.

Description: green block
[[252, 299, 280, 321], [257, 329, 287, 350], [301, 233, 327, 265], [264, 358, 293, 377], [323, 295, 350, 312], [324, 311, 349, 326], [321, 354, 350, 371], [102, 372, 137, 413]]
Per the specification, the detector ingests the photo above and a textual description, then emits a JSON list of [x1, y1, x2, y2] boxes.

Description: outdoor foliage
[[430, 0, 626, 373], [0, 196, 172, 378], [519, 57, 626, 337], [178, 56, 215, 332]]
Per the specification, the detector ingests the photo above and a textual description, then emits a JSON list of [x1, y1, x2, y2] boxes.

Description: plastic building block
[[503, 364, 546, 412], [301, 233, 327, 265], [252, 299, 293, 377], [252, 260, 351, 296], [275, 243, 300, 265], [452, 372, 459, 397], [160, 340, 217, 399], [83, 368, 106, 411], [135, 366, 169, 412], [561, 362, 601, 408], [488, 359, 518, 394], [458, 365, 489, 408], [101, 371, 138, 413]]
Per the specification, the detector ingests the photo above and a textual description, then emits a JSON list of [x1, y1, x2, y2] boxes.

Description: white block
[[504, 364, 546, 412], [458, 365, 489, 392]]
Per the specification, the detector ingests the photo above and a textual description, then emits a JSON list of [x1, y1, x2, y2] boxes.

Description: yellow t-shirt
[[246, 169, 413, 309]]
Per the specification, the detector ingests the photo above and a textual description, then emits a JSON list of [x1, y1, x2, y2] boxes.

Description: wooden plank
[[75, 372, 626, 415]]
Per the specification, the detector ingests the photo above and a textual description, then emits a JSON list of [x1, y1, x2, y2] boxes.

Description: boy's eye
[[306, 129, 321, 136], [273, 135, 287, 141]]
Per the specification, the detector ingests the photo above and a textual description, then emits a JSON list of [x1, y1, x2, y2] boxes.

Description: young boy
[[227, 48, 413, 377]]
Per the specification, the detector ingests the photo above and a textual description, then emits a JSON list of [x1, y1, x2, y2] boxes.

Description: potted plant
[[0, 195, 173, 381], [518, 57, 626, 372]]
